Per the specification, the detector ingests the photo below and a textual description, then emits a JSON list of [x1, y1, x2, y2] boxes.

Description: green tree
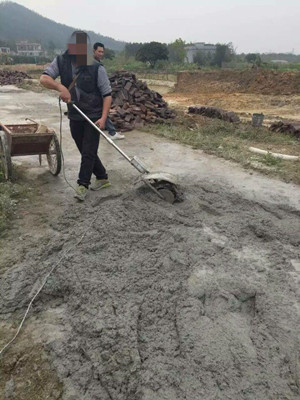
[[125, 42, 143, 58], [0, 53, 13, 65], [104, 48, 115, 60], [136, 41, 168, 68], [245, 53, 262, 66], [193, 51, 213, 66], [213, 43, 235, 67], [168, 38, 186, 63]]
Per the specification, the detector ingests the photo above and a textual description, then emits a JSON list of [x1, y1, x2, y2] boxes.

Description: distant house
[[16, 41, 43, 56], [0, 47, 10, 54], [271, 59, 289, 64], [185, 42, 217, 63]]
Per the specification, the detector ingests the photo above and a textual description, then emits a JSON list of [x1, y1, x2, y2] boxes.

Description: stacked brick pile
[[188, 106, 240, 123], [109, 71, 175, 131], [0, 70, 31, 85], [269, 120, 300, 139]]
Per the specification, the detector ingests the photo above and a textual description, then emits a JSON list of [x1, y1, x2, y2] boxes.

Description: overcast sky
[[3, 0, 300, 54]]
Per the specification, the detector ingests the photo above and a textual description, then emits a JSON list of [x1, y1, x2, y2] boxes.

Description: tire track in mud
[[0, 182, 299, 400]]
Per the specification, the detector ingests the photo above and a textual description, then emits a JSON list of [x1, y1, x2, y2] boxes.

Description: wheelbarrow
[[0, 120, 61, 180]]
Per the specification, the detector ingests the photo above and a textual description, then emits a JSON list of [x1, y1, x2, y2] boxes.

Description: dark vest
[[57, 52, 103, 121]]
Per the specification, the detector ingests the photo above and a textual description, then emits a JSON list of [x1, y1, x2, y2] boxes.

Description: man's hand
[[95, 117, 106, 130], [40, 75, 71, 103], [59, 86, 71, 103], [95, 96, 111, 130]]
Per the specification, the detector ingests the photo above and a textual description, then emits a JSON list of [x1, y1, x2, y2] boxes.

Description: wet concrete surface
[[0, 86, 299, 399]]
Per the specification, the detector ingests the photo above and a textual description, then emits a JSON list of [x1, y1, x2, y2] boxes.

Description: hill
[[0, 1, 126, 51]]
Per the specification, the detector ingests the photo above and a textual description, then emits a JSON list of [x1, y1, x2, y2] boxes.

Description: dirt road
[[0, 87, 300, 400]]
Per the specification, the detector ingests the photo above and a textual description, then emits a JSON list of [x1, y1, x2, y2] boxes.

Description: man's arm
[[40, 75, 71, 103], [95, 95, 112, 129], [95, 65, 112, 129], [39, 57, 71, 103]]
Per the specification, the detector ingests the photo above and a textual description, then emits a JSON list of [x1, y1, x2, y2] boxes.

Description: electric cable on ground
[[0, 210, 101, 358], [0, 99, 94, 358], [58, 98, 77, 192]]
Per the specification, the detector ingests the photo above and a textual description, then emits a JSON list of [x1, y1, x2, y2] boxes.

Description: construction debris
[[0, 69, 31, 85], [188, 106, 240, 123], [269, 120, 300, 139], [109, 71, 176, 131]]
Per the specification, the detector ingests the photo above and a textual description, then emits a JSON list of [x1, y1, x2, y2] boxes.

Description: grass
[[142, 111, 300, 184], [261, 152, 283, 167]]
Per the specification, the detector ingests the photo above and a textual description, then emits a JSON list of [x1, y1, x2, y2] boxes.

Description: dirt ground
[[0, 85, 300, 400], [163, 69, 300, 125]]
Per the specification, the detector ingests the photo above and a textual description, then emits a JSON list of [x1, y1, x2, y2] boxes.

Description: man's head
[[67, 31, 93, 66], [93, 42, 105, 61]]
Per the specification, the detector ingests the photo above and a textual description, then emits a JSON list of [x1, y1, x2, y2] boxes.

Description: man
[[40, 31, 112, 201], [93, 42, 125, 140]]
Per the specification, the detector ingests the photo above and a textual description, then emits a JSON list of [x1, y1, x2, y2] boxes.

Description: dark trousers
[[69, 119, 108, 187], [105, 117, 116, 135]]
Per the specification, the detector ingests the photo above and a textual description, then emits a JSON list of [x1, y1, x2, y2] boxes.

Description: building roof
[[185, 42, 216, 51]]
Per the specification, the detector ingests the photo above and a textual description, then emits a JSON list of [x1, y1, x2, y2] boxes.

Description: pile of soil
[[176, 69, 300, 96], [0, 69, 31, 85], [109, 71, 176, 131]]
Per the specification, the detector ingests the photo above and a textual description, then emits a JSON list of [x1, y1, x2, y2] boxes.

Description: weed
[[142, 111, 300, 184], [261, 153, 283, 167]]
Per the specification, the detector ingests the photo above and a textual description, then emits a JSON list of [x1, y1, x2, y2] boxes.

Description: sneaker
[[74, 185, 88, 201], [90, 178, 111, 191], [109, 132, 125, 140]]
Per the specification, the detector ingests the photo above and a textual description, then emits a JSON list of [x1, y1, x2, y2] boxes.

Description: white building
[[185, 42, 216, 63], [0, 47, 10, 54], [271, 60, 289, 64], [16, 41, 43, 56]]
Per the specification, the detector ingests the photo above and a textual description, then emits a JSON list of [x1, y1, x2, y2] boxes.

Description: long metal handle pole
[[71, 103, 132, 163]]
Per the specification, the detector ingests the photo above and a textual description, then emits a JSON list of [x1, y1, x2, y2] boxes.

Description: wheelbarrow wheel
[[0, 132, 12, 180], [47, 132, 62, 176]]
